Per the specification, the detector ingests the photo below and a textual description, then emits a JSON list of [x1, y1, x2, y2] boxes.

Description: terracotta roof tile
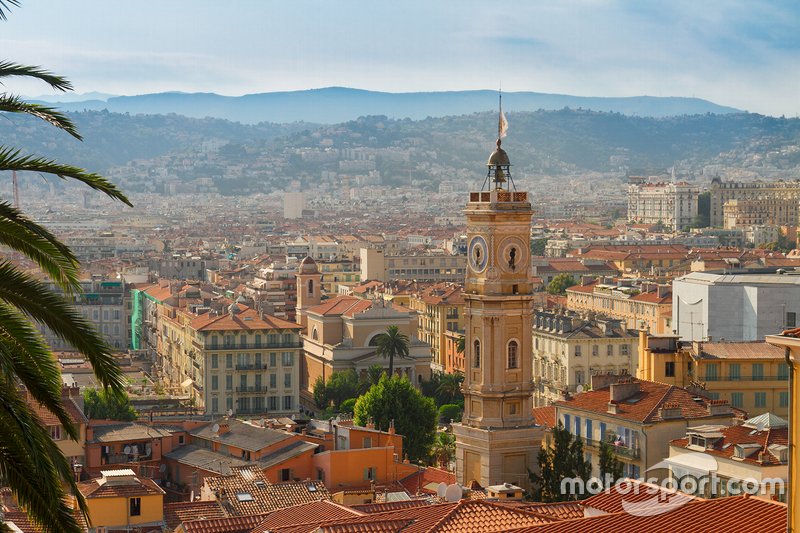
[[164, 501, 226, 530], [555, 379, 740, 424], [398, 467, 456, 496], [191, 306, 300, 332], [78, 475, 165, 498], [350, 500, 430, 514], [250, 500, 362, 533], [531, 406, 556, 429], [508, 494, 786, 533]]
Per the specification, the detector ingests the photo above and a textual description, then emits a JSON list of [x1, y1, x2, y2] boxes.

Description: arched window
[[473, 339, 481, 368], [308, 279, 314, 295], [312, 327, 318, 341], [507, 340, 519, 369], [369, 335, 380, 347]]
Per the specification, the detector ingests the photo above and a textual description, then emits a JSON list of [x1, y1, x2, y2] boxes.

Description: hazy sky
[[2, 1, 798, 116]]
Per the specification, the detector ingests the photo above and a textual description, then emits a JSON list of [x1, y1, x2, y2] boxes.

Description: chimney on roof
[[609, 379, 641, 403], [659, 402, 683, 420], [707, 399, 732, 416], [591, 372, 621, 391], [657, 284, 669, 298], [607, 402, 619, 414]]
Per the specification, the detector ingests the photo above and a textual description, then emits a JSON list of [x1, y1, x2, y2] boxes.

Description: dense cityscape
[[2, 2, 800, 532]]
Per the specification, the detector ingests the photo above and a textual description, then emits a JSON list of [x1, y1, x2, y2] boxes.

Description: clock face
[[468, 236, 488, 273], [499, 236, 528, 273]]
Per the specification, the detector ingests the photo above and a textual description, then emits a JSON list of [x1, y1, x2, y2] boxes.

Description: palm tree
[[358, 363, 386, 394], [436, 372, 463, 404], [0, 6, 131, 530], [455, 334, 465, 355], [374, 325, 409, 378], [429, 431, 455, 468]]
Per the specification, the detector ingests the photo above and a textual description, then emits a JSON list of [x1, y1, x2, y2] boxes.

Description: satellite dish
[[123, 445, 131, 455], [756, 421, 765, 432], [145, 443, 152, 455], [159, 464, 167, 473], [227, 409, 234, 417], [211, 423, 220, 434], [576, 384, 584, 394], [436, 482, 448, 498], [444, 484, 462, 502]]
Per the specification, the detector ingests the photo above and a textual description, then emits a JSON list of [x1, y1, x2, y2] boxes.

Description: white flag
[[499, 109, 508, 139]]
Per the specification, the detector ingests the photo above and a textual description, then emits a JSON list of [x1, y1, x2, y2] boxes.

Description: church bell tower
[[452, 136, 543, 490]]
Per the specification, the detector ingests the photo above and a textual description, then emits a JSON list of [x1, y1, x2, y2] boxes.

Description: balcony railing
[[582, 437, 640, 459], [236, 386, 268, 394], [201, 341, 302, 350], [235, 363, 265, 371], [702, 375, 789, 382]]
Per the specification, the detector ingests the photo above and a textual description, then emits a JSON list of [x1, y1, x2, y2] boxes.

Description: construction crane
[[12, 170, 19, 209]]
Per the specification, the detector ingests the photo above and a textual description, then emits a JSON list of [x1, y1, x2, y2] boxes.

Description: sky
[[1, 0, 799, 116]]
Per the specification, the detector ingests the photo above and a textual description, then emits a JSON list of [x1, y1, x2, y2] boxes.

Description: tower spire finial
[[498, 85, 508, 141]]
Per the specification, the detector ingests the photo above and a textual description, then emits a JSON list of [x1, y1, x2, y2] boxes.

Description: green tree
[[353, 375, 437, 462], [83, 388, 137, 421], [339, 397, 357, 414], [358, 364, 385, 394], [599, 439, 623, 488], [437, 403, 462, 424], [326, 369, 360, 409], [546, 274, 578, 295], [373, 325, 409, 378], [0, 5, 131, 530], [436, 372, 463, 405], [429, 431, 455, 468], [455, 334, 465, 355], [531, 237, 548, 256], [529, 422, 591, 502], [312, 375, 328, 409]]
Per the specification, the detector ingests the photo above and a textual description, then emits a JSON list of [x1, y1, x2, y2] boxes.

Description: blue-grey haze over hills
[[29, 87, 741, 125]]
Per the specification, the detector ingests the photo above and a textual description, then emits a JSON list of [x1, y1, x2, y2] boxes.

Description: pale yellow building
[[77, 469, 164, 531], [566, 278, 672, 334], [639, 332, 789, 417], [765, 329, 800, 530], [710, 178, 800, 227], [532, 309, 639, 407], [408, 282, 465, 372]]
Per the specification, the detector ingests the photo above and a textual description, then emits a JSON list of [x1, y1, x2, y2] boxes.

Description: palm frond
[[0, 61, 72, 92], [0, 146, 132, 206], [0, 262, 126, 395], [0, 0, 20, 21], [0, 94, 81, 139], [0, 202, 81, 291], [0, 377, 88, 532], [0, 300, 79, 440]]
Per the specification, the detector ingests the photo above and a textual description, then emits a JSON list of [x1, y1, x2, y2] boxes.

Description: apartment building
[[555, 374, 740, 481], [532, 310, 639, 407], [408, 283, 465, 372], [41, 276, 129, 351], [627, 181, 699, 231], [723, 197, 799, 229], [360, 247, 466, 283], [668, 413, 788, 502], [710, 178, 800, 228], [566, 277, 672, 334], [638, 332, 789, 417]]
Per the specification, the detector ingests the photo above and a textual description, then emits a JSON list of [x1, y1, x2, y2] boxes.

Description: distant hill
[[32, 87, 741, 124]]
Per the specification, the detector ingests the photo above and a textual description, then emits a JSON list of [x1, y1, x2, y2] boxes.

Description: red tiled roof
[[250, 500, 362, 533], [78, 476, 165, 498], [181, 514, 267, 533], [306, 296, 374, 318], [555, 379, 738, 424], [671, 423, 788, 466], [508, 494, 786, 533], [512, 501, 584, 520], [164, 501, 226, 530], [350, 499, 430, 514], [191, 306, 300, 332], [532, 406, 556, 429], [399, 467, 456, 496]]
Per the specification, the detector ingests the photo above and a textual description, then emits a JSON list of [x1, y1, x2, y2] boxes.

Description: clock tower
[[452, 138, 543, 490]]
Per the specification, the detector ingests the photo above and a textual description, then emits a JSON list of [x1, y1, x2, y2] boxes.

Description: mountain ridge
[[29, 87, 741, 125]]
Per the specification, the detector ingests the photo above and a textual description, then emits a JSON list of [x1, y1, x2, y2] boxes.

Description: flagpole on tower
[[498, 85, 508, 140]]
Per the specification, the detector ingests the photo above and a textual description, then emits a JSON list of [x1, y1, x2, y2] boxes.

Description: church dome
[[299, 256, 319, 274]]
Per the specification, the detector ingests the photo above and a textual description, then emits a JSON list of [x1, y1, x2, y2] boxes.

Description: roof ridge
[[644, 383, 676, 422]]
